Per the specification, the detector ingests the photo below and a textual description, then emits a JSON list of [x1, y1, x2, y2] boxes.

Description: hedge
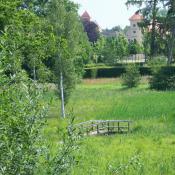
[[83, 66, 175, 78], [83, 66, 152, 78]]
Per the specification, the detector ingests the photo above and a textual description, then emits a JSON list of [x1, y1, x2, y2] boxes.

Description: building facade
[[126, 12, 143, 44]]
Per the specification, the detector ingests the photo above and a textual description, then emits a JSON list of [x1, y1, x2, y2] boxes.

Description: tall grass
[[45, 78, 175, 175]]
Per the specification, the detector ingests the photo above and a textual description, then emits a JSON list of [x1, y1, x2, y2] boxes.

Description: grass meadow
[[44, 78, 175, 175]]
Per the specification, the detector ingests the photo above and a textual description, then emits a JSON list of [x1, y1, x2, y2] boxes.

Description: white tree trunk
[[33, 59, 36, 81], [60, 71, 65, 118]]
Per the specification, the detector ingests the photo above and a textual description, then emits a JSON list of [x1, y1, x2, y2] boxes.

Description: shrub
[[46, 115, 80, 175], [150, 66, 175, 90], [0, 72, 47, 175], [0, 71, 80, 175], [122, 64, 141, 88]]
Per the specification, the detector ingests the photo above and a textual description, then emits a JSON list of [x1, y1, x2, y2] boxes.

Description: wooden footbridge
[[74, 120, 132, 135]]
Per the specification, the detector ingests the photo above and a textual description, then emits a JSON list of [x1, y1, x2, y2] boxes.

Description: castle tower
[[81, 11, 91, 22], [126, 12, 143, 44]]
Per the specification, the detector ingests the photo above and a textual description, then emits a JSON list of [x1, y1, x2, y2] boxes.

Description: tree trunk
[[150, 0, 158, 57], [167, 31, 175, 65], [33, 59, 36, 81], [167, 1, 175, 65], [60, 71, 65, 118]]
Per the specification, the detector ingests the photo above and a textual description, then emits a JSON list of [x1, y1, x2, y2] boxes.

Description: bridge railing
[[73, 120, 132, 135]]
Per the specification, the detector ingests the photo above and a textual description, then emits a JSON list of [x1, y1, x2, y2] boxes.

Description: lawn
[[45, 78, 175, 175]]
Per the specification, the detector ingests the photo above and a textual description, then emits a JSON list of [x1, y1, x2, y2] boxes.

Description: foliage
[[0, 0, 53, 81], [126, 0, 175, 63], [150, 66, 175, 90], [82, 20, 100, 43], [0, 71, 47, 175], [0, 1, 84, 173], [0, 0, 91, 102], [109, 153, 143, 174], [101, 26, 123, 38], [147, 55, 167, 73], [94, 35, 129, 64], [0, 2, 50, 174], [46, 0, 91, 104], [46, 115, 81, 175], [128, 40, 143, 55], [92, 36, 106, 63], [126, 0, 159, 57], [122, 64, 141, 88]]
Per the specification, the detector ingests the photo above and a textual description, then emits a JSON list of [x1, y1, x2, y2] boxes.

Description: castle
[[81, 11, 143, 44], [81, 11, 91, 22], [126, 12, 143, 44]]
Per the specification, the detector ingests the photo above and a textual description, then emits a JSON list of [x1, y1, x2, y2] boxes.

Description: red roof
[[129, 13, 143, 21], [81, 11, 91, 20]]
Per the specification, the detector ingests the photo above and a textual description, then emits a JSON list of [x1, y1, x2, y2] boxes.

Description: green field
[[45, 78, 175, 175]]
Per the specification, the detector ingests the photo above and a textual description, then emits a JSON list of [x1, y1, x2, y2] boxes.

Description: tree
[[0, 1, 48, 174], [93, 36, 106, 63], [122, 64, 141, 88], [0, 72, 47, 175], [128, 40, 143, 55], [46, 0, 91, 117], [82, 20, 100, 43], [111, 25, 123, 32], [164, 0, 175, 64], [126, 0, 175, 64], [126, 0, 159, 57], [116, 34, 129, 60], [0, 0, 52, 81], [102, 35, 128, 64]]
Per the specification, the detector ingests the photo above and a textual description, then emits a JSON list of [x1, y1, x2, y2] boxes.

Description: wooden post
[[128, 122, 130, 132], [108, 121, 110, 134], [118, 122, 119, 133], [80, 125, 83, 135], [97, 124, 99, 134], [86, 125, 89, 135]]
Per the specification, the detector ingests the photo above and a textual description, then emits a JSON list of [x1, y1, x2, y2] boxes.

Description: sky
[[71, 0, 138, 29]]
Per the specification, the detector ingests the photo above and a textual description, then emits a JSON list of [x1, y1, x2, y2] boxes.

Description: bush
[[0, 72, 47, 175], [122, 64, 141, 88], [0, 71, 80, 175], [150, 66, 175, 90]]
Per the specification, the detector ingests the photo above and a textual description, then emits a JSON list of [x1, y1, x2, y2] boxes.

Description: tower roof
[[81, 11, 91, 21], [129, 12, 143, 21]]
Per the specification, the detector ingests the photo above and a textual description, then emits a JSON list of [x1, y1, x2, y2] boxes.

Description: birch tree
[[46, 0, 90, 118]]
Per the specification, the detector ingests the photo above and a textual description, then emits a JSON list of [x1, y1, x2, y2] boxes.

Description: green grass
[[45, 78, 175, 175]]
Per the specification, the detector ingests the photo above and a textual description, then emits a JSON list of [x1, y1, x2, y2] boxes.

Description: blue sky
[[71, 0, 138, 29]]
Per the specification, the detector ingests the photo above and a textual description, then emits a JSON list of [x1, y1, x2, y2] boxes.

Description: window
[[133, 24, 136, 27], [133, 31, 136, 33]]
